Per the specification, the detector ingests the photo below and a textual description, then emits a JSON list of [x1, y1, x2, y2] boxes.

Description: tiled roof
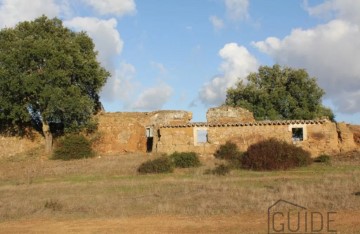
[[159, 119, 328, 128]]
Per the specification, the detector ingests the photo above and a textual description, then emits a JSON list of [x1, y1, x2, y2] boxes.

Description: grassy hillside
[[0, 153, 359, 233]]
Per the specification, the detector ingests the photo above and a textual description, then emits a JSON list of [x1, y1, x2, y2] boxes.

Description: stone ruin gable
[[206, 106, 255, 124], [149, 110, 192, 126], [94, 112, 149, 154], [93, 110, 192, 155], [156, 119, 345, 157]]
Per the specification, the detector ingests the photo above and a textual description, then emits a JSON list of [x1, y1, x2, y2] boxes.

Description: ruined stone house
[[0, 106, 359, 158], [93, 106, 360, 157]]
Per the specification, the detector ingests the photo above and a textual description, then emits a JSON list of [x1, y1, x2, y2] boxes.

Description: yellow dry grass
[[0, 152, 359, 233]]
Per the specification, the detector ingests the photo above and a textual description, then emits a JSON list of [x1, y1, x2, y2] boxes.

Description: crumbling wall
[[300, 122, 340, 156], [156, 127, 217, 155], [207, 124, 291, 152], [348, 125, 360, 145], [93, 110, 192, 155], [157, 121, 342, 157], [93, 113, 149, 154], [1, 108, 359, 159], [207, 106, 255, 124], [337, 123, 358, 152], [150, 110, 192, 126], [0, 133, 42, 159]]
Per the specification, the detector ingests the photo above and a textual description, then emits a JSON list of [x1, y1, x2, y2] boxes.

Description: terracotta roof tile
[[159, 119, 328, 128]]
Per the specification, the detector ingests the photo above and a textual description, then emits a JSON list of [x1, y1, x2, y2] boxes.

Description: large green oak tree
[[225, 65, 334, 121], [0, 16, 110, 152]]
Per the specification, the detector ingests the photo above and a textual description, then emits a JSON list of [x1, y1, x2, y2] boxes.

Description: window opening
[[196, 129, 208, 144], [292, 128, 303, 141]]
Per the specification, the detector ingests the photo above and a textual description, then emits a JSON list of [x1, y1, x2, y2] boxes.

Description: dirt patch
[[0, 214, 264, 234], [0, 212, 359, 234]]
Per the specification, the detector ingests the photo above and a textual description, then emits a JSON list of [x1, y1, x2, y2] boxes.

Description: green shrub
[[314, 154, 331, 163], [205, 164, 231, 176], [214, 141, 242, 160], [170, 152, 201, 168], [138, 156, 174, 174], [214, 141, 243, 168], [241, 138, 312, 171], [53, 134, 95, 160]]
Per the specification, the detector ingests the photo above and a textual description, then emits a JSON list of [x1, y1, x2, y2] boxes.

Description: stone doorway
[[146, 127, 154, 152]]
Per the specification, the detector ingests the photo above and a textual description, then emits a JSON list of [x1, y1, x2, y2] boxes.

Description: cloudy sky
[[1, 0, 360, 123]]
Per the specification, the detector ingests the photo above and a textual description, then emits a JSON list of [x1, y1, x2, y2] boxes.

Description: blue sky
[[1, 0, 359, 124]]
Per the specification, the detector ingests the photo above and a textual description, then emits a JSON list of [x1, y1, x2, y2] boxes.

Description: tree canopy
[[0, 16, 109, 151], [225, 65, 334, 121]]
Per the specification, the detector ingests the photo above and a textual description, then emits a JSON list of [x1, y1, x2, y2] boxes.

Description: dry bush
[[44, 199, 63, 211], [242, 138, 312, 170], [314, 154, 331, 163], [204, 164, 231, 176]]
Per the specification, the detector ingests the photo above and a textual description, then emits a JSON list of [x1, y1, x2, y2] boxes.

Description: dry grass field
[[0, 152, 360, 233]]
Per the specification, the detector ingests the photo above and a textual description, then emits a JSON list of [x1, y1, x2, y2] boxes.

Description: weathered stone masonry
[[157, 119, 340, 156], [93, 106, 359, 157], [1, 106, 359, 158]]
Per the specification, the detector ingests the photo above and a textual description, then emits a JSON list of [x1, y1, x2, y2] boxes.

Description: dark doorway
[[146, 137, 154, 152], [146, 127, 154, 152]]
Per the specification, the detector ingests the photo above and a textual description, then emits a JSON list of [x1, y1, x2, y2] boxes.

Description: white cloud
[[132, 84, 173, 111], [199, 43, 259, 106], [209, 15, 224, 30], [65, 17, 128, 104], [82, 0, 136, 16], [0, 0, 140, 109], [304, 0, 360, 24], [253, 19, 360, 113], [224, 0, 249, 21], [0, 0, 62, 28], [65, 17, 123, 64], [101, 62, 138, 104]]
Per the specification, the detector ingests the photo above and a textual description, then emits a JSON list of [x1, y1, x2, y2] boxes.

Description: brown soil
[[0, 212, 359, 234]]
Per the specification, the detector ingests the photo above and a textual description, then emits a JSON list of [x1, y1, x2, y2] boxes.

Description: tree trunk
[[42, 122, 53, 153]]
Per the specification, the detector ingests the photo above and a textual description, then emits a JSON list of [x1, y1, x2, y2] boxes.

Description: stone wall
[[93, 112, 149, 154], [93, 110, 192, 155], [92, 109, 360, 157], [156, 127, 218, 155], [206, 106, 255, 124], [0, 133, 42, 159], [337, 123, 360, 152], [349, 125, 360, 145], [0, 108, 359, 159], [157, 120, 345, 157]]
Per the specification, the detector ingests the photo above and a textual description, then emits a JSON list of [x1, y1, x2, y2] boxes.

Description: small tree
[[226, 65, 334, 121], [0, 16, 109, 152]]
